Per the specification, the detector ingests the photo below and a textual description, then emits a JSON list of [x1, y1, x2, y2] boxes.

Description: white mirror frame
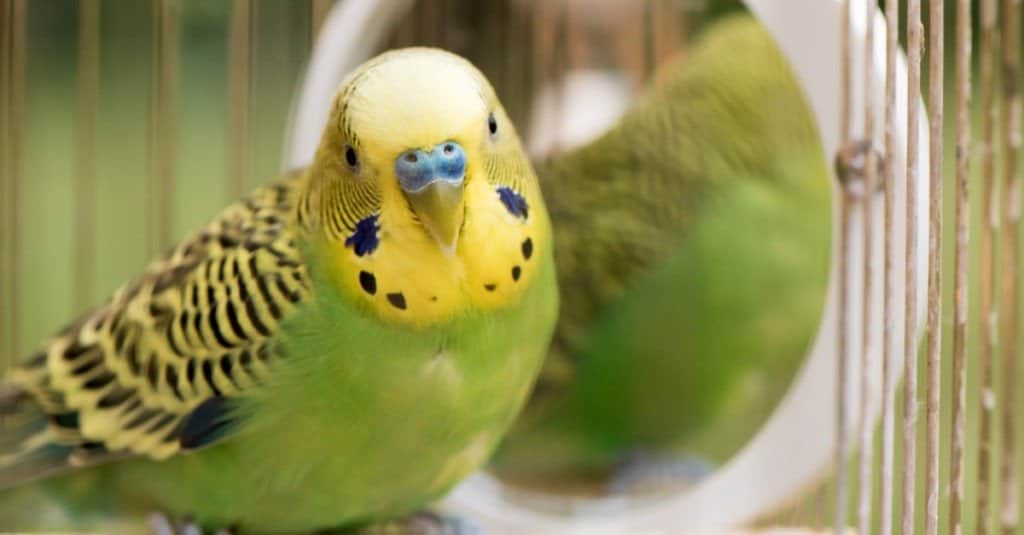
[[284, 1, 930, 531]]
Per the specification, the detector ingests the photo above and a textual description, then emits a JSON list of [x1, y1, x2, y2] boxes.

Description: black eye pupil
[[345, 146, 358, 168], [488, 113, 498, 135]]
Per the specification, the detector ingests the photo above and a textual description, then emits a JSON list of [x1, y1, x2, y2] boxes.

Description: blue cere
[[497, 187, 529, 219], [345, 214, 380, 256], [395, 141, 467, 194]]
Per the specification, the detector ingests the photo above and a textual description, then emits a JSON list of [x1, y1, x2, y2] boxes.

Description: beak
[[395, 141, 467, 254], [406, 181, 464, 255]]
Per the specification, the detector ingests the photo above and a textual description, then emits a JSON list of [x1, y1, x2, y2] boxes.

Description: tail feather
[[0, 383, 75, 488]]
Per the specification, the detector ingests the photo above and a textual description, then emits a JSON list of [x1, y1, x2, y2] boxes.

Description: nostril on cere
[[395, 142, 467, 194]]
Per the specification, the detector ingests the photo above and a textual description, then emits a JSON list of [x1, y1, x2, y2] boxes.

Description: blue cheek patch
[[345, 214, 380, 257], [497, 187, 529, 219]]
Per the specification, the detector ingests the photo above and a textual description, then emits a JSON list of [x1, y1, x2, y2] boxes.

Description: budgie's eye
[[488, 113, 498, 136], [344, 145, 359, 169]]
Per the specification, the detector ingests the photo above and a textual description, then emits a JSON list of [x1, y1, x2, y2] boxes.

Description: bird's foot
[[147, 512, 235, 535], [608, 449, 716, 496], [347, 510, 483, 535]]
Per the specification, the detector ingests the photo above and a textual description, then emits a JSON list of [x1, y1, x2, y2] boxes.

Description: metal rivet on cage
[[833, 139, 886, 200]]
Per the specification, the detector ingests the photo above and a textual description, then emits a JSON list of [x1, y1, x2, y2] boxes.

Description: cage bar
[[647, 0, 683, 74], [501, 0, 532, 130], [227, 0, 251, 202], [542, 0, 569, 157], [902, 0, 923, 530], [147, 0, 179, 256], [1, 0, 8, 374], [311, 0, 332, 48], [857, 1, 879, 530], [0, 0, 8, 376], [1, 0, 26, 373], [836, 1, 854, 530], [74, 0, 100, 314], [643, 0, 657, 81], [998, 0, 1021, 531], [923, 1, 943, 534], [881, 0, 900, 533], [949, 2, 972, 532], [978, 0, 1000, 532]]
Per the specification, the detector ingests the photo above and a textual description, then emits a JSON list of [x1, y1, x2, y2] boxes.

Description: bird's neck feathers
[[296, 163, 550, 329]]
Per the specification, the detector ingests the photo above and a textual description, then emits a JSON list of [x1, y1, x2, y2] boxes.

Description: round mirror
[[289, 0, 928, 530]]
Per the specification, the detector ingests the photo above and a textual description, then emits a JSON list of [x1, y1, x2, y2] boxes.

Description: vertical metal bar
[[902, 0, 923, 531], [228, 0, 251, 201], [1, 0, 9, 373], [998, 0, 1022, 532], [642, 0, 655, 82], [2, 0, 26, 371], [519, 0, 534, 132], [836, 185, 854, 535], [161, 0, 178, 245], [923, 1, 943, 534], [311, 0, 331, 49], [0, 0, 9, 375], [147, 0, 158, 256], [11, 0, 22, 363], [147, 0, 178, 257], [949, 1, 972, 533], [881, 0, 899, 533], [147, 0, 158, 252], [504, 0, 525, 129], [529, 0, 547, 155], [978, 1, 1000, 532], [652, 0, 683, 68], [641, 0, 683, 77], [551, 0, 569, 156], [75, 0, 100, 314], [676, 0, 687, 62], [836, 1, 853, 532], [1, 0, 17, 371], [619, 4, 645, 90], [857, 1, 878, 532], [840, 0, 852, 146]]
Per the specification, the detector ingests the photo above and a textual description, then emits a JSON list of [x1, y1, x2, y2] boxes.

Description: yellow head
[[298, 48, 549, 327]]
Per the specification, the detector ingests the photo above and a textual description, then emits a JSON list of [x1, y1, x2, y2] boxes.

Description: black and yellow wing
[[0, 174, 312, 486]]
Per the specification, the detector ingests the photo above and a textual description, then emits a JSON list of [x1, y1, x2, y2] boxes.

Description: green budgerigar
[[0, 48, 557, 532], [496, 14, 831, 485]]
